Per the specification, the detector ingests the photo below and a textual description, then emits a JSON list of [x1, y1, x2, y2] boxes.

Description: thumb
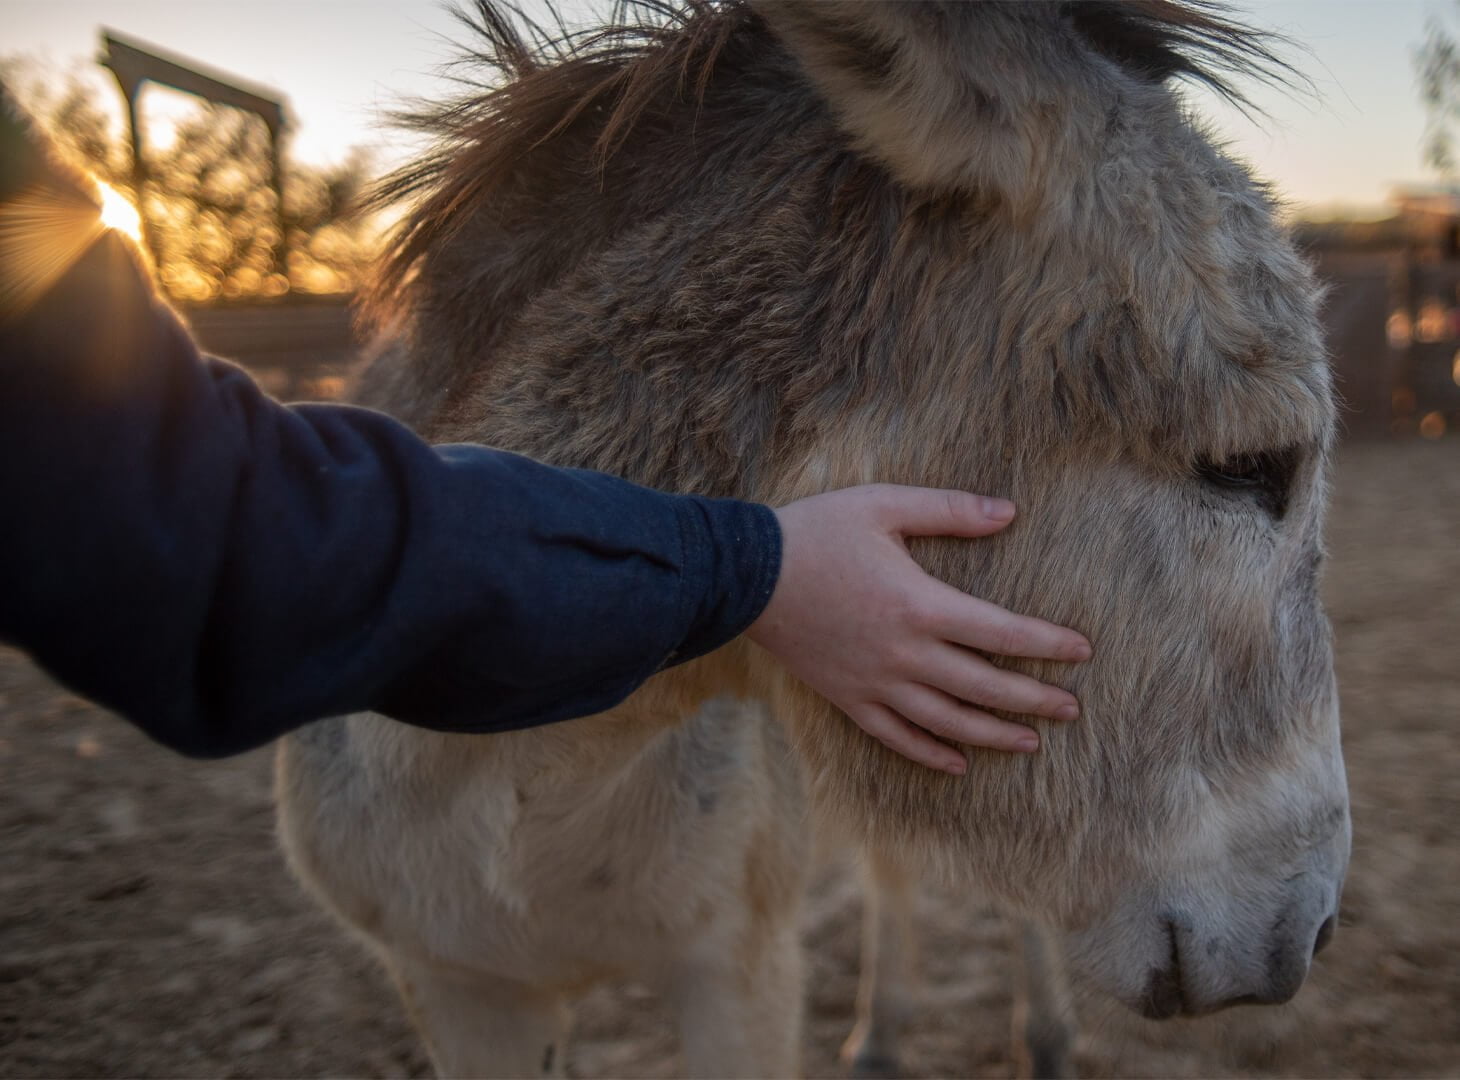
[[872, 486, 1017, 539]]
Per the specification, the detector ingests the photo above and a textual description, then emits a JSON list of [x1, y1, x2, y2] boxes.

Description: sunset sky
[[2, 0, 1451, 215]]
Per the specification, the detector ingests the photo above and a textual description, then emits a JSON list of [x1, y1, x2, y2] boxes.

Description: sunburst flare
[[97, 181, 143, 243], [0, 180, 144, 320]]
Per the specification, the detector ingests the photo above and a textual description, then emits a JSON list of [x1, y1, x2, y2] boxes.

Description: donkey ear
[[755, 1, 1122, 209]]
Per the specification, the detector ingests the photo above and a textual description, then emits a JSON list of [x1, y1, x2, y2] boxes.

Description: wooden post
[[121, 78, 155, 263]]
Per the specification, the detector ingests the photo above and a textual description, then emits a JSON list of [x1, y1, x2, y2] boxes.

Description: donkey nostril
[[1312, 914, 1336, 958]]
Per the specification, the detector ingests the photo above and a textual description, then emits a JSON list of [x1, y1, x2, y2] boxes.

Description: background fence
[[180, 295, 361, 401]]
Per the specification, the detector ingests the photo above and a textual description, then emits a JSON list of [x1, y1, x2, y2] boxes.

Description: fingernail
[[1055, 703, 1079, 723], [947, 755, 968, 775], [984, 497, 1015, 522], [1017, 734, 1040, 752], [1068, 641, 1093, 662]]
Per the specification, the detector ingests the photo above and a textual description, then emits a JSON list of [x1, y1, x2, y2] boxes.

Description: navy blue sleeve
[[0, 222, 780, 758]]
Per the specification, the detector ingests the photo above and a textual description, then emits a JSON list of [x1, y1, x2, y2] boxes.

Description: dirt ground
[[2, 439, 1457, 1079]]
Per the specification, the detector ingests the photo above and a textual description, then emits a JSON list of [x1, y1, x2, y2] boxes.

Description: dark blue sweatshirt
[[0, 130, 780, 758]]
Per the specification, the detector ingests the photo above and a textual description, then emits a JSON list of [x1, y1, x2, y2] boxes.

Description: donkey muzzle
[[1137, 894, 1341, 1019], [1070, 799, 1350, 1020]]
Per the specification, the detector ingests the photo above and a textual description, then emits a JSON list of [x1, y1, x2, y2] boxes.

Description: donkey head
[[759, 1, 1347, 1018], [379, 0, 1347, 1021]]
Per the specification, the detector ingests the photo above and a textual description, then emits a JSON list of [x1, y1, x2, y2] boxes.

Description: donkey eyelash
[[1193, 447, 1298, 519]]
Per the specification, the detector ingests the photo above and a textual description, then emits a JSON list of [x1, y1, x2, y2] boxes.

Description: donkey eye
[[1193, 448, 1297, 519]]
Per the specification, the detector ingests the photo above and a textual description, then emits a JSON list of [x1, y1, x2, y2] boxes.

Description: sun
[[97, 181, 142, 243]]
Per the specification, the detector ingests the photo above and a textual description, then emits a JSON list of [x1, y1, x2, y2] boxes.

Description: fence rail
[[179, 297, 361, 401]]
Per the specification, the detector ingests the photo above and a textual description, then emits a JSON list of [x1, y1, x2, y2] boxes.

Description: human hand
[[744, 485, 1091, 775]]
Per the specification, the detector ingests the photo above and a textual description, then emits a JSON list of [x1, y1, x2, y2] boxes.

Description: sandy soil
[[2, 439, 1457, 1079]]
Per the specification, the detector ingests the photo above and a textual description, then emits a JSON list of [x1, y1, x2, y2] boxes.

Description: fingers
[[867, 485, 1017, 539], [886, 683, 1042, 754], [929, 585, 1092, 662], [920, 643, 1080, 721], [854, 484, 1092, 661], [850, 702, 969, 775]]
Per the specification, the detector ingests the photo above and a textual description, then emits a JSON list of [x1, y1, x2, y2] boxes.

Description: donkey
[[276, 2, 1349, 1075]]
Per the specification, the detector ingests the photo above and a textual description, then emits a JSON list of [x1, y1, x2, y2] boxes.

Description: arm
[[0, 227, 777, 758]]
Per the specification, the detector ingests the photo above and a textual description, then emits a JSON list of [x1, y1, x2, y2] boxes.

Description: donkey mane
[[366, 0, 1288, 322]]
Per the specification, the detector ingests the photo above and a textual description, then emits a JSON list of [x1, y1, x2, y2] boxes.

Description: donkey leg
[[1011, 922, 1076, 1080], [841, 849, 917, 1080], [389, 960, 570, 1079], [668, 921, 804, 1079]]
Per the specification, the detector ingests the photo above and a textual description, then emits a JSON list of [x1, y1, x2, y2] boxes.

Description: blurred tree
[[1417, 8, 1460, 176], [1, 58, 379, 302]]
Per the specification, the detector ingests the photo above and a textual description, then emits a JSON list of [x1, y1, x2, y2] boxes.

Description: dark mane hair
[[365, 0, 749, 319], [1060, 1, 1291, 96], [365, 0, 1292, 320]]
